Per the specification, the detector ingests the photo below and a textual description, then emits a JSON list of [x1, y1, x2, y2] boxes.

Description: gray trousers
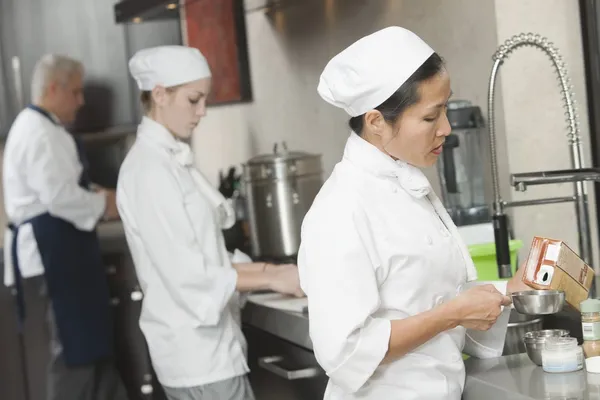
[[46, 304, 129, 400], [162, 375, 256, 400]]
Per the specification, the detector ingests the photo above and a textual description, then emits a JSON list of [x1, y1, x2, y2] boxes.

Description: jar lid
[[544, 337, 577, 351], [581, 299, 600, 313], [586, 356, 600, 374]]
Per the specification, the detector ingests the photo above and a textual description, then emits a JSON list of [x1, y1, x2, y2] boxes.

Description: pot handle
[[273, 142, 289, 155]]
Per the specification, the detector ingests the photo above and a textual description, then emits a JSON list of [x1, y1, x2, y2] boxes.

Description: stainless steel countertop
[[96, 220, 128, 252], [464, 353, 600, 399], [242, 301, 598, 399], [96, 220, 125, 237], [242, 299, 312, 350]]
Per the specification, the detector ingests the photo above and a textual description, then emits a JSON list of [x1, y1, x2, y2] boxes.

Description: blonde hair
[[30, 54, 83, 103], [139, 85, 182, 114]]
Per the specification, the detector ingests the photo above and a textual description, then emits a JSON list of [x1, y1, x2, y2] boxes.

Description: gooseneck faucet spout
[[487, 33, 598, 291]]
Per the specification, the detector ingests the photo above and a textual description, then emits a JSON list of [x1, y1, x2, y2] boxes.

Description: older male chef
[[3, 54, 128, 400]]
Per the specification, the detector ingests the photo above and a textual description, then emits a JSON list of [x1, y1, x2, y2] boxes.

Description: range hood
[[114, 0, 180, 24]]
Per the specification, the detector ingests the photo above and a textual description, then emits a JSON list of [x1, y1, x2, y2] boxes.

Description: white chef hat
[[318, 26, 434, 117], [128, 45, 211, 91]]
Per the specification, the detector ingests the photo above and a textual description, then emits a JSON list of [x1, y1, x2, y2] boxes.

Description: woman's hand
[[266, 264, 305, 298], [447, 284, 511, 331], [506, 262, 531, 295]]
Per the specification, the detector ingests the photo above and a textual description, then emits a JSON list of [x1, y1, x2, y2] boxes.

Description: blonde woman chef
[[297, 27, 529, 400], [117, 45, 303, 400]]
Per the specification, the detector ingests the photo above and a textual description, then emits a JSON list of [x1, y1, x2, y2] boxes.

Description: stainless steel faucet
[[487, 33, 600, 293]]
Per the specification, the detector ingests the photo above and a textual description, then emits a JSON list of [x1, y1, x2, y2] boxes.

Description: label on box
[[545, 243, 560, 262], [583, 322, 600, 341], [534, 265, 554, 286]]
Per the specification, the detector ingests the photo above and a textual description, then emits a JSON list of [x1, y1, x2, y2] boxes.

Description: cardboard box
[[522, 236, 595, 310]]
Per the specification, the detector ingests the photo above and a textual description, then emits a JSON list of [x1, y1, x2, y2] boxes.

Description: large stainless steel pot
[[243, 142, 323, 259], [503, 309, 544, 355]]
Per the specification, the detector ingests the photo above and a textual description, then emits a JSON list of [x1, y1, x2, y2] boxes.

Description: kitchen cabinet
[[0, 273, 50, 400], [243, 324, 328, 400], [0, 249, 167, 400], [103, 251, 167, 400], [0, 0, 181, 136]]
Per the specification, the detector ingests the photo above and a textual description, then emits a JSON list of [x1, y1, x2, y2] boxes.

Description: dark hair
[[348, 53, 445, 135]]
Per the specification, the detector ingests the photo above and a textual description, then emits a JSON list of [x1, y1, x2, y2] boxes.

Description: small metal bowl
[[523, 329, 570, 366], [511, 290, 565, 315]]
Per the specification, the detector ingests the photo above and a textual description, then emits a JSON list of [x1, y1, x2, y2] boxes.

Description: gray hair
[[30, 54, 84, 102]]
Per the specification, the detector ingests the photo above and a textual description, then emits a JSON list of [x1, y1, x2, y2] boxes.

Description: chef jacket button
[[456, 284, 464, 294], [426, 235, 433, 245], [435, 295, 444, 305]]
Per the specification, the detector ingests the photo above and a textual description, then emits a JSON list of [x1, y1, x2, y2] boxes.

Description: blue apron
[[9, 105, 113, 366]]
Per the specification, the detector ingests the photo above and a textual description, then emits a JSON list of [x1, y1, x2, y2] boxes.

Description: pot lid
[[247, 142, 319, 165]]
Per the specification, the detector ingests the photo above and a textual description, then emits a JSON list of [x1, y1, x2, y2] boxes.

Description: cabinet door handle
[[258, 356, 322, 380], [106, 265, 117, 275], [130, 290, 143, 302], [140, 384, 153, 394], [141, 373, 153, 394], [110, 297, 120, 306], [266, 193, 273, 208], [11, 56, 24, 110]]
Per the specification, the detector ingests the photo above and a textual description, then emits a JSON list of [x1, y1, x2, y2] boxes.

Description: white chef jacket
[[3, 108, 106, 286], [116, 117, 248, 388], [297, 132, 509, 400]]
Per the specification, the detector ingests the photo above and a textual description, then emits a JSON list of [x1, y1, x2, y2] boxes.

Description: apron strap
[[8, 222, 27, 333]]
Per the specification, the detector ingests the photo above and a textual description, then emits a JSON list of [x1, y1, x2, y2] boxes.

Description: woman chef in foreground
[[297, 27, 530, 400], [116, 46, 303, 400]]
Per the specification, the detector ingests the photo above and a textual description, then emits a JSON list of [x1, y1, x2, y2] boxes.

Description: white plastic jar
[[542, 337, 584, 373]]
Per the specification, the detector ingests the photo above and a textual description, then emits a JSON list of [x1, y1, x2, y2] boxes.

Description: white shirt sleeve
[[124, 164, 237, 327], [26, 130, 105, 231], [298, 203, 391, 393], [462, 280, 511, 358]]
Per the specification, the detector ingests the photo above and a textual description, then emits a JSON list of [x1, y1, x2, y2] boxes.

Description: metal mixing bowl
[[503, 310, 544, 355], [523, 329, 570, 366], [511, 290, 565, 315]]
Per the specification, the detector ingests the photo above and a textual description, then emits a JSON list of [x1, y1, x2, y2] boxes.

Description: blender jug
[[437, 100, 490, 226]]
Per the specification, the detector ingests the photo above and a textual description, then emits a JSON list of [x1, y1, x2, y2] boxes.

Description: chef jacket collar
[[137, 116, 194, 166], [343, 132, 432, 198], [27, 104, 62, 126]]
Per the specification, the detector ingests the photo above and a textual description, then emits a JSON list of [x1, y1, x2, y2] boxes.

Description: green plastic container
[[468, 240, 524, 281]]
